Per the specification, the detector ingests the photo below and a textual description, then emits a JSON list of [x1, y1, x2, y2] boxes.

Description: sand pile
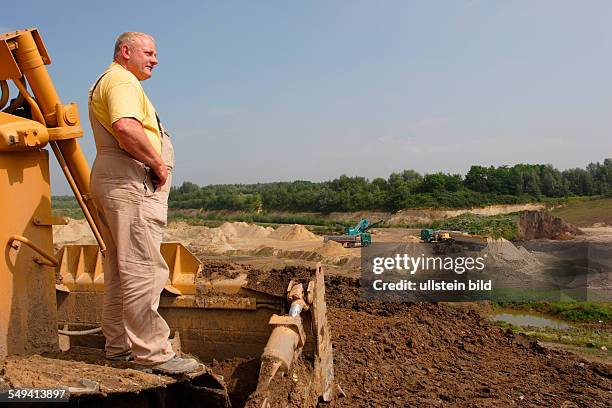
[[251, 245, 280, 257], [198, 229, 235, 253], [318, 240, 351, 257], [219, 222, 272, 239], [53, 219, 96, 246], [482, 237, 525, 262], [517, 210, 584, 240], [481, 238, 540, 279], [164, 222, 234, 253], [164, 221, 198, 242], [269, 224, 322, 242]]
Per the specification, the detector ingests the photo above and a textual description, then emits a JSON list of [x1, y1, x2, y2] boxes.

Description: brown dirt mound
[[199, 259, 256, 279], [245, 265, 315, 297], [323, 276, 611, 407], [269, 224, 321, 241], [518, 210, 584, 240]]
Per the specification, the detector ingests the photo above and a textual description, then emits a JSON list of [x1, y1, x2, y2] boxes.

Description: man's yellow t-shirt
[[89, 62, 162, 155]]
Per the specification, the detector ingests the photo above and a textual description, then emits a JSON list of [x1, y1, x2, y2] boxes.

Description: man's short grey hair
[[114, 32, 154, 59]]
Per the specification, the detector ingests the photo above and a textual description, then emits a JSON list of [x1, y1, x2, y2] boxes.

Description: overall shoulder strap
[[89, 71, 110, 103], [155, 112, 169, 138]]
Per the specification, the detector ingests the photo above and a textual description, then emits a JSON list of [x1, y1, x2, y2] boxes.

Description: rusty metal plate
[[311, 262, 338, 401]]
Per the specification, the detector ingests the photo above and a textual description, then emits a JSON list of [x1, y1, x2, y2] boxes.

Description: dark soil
[[211, 356, 317, 408], [198, 261, 314, 298], [211, 358, 260, 408], [202, 270, 611, 407], [195, 263, 611, 407], [200, 259, 256, 279], [325, 276, 611, 407], [244, 265, 314, 297], [245, 358, 316, 408]]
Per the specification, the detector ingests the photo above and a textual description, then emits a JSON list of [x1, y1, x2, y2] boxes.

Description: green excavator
[[324, 218, 384, 248]]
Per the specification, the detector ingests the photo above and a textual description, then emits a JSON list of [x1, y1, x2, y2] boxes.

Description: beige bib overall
[[89, 96, 175, 364]]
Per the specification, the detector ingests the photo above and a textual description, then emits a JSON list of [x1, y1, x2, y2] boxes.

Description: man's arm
[[112, 117, 168, 187]]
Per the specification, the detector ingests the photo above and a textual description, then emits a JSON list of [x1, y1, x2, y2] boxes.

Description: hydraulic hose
[[2, 89, 24, 113], [58, 327, 102, 336], [12, 77, 45, 124]]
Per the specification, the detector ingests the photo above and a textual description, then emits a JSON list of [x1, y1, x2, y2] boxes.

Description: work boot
[[135, 356, 200, 375], [106, 350, 133, 362]]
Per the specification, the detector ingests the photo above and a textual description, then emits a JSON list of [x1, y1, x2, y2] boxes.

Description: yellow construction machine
[[421, 228, 489, 254], [0, 28, 337, 407]]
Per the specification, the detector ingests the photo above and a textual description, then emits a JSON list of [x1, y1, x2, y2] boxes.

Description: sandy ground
[[54, 219, 612, 285], [54, 219, 612, 252], [581, 226, 612, 243]]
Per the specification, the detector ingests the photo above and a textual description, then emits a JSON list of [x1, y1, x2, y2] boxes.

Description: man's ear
[[121, 44, 131, 60]]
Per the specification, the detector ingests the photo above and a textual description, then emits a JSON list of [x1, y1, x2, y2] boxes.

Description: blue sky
[[4, 1, 611, 194]]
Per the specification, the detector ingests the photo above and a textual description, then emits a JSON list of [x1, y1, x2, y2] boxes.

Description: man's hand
[[150, 163, 168, 188], [112, 117, 167, 188]]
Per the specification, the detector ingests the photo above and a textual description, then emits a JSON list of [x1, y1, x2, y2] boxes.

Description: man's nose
[[151, 56, 158, 65]]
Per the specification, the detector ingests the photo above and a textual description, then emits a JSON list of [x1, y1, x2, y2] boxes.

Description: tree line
[[168, 159, 612, 212]]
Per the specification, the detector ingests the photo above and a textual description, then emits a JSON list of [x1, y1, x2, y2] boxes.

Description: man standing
[[89, 32, 198, 374]]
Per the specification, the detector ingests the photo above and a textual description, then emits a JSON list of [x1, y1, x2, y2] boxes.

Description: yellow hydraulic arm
[[0, 28, 105, 251]]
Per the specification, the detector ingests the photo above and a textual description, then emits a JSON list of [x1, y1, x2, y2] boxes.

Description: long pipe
[[50, 142, 106, 252], [58, 327, 102, 336]]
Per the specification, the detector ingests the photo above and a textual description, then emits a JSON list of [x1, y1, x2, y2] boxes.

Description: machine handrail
[[8, 235, 59, 267]]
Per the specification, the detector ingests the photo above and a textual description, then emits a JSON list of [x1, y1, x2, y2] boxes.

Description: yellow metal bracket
[[33, 215, 69, 226]]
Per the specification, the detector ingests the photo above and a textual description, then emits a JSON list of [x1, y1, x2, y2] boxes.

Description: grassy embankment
[[456, 198, 612, 353], [428, 196, 611, 239], [549, 196, 612, 227]]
